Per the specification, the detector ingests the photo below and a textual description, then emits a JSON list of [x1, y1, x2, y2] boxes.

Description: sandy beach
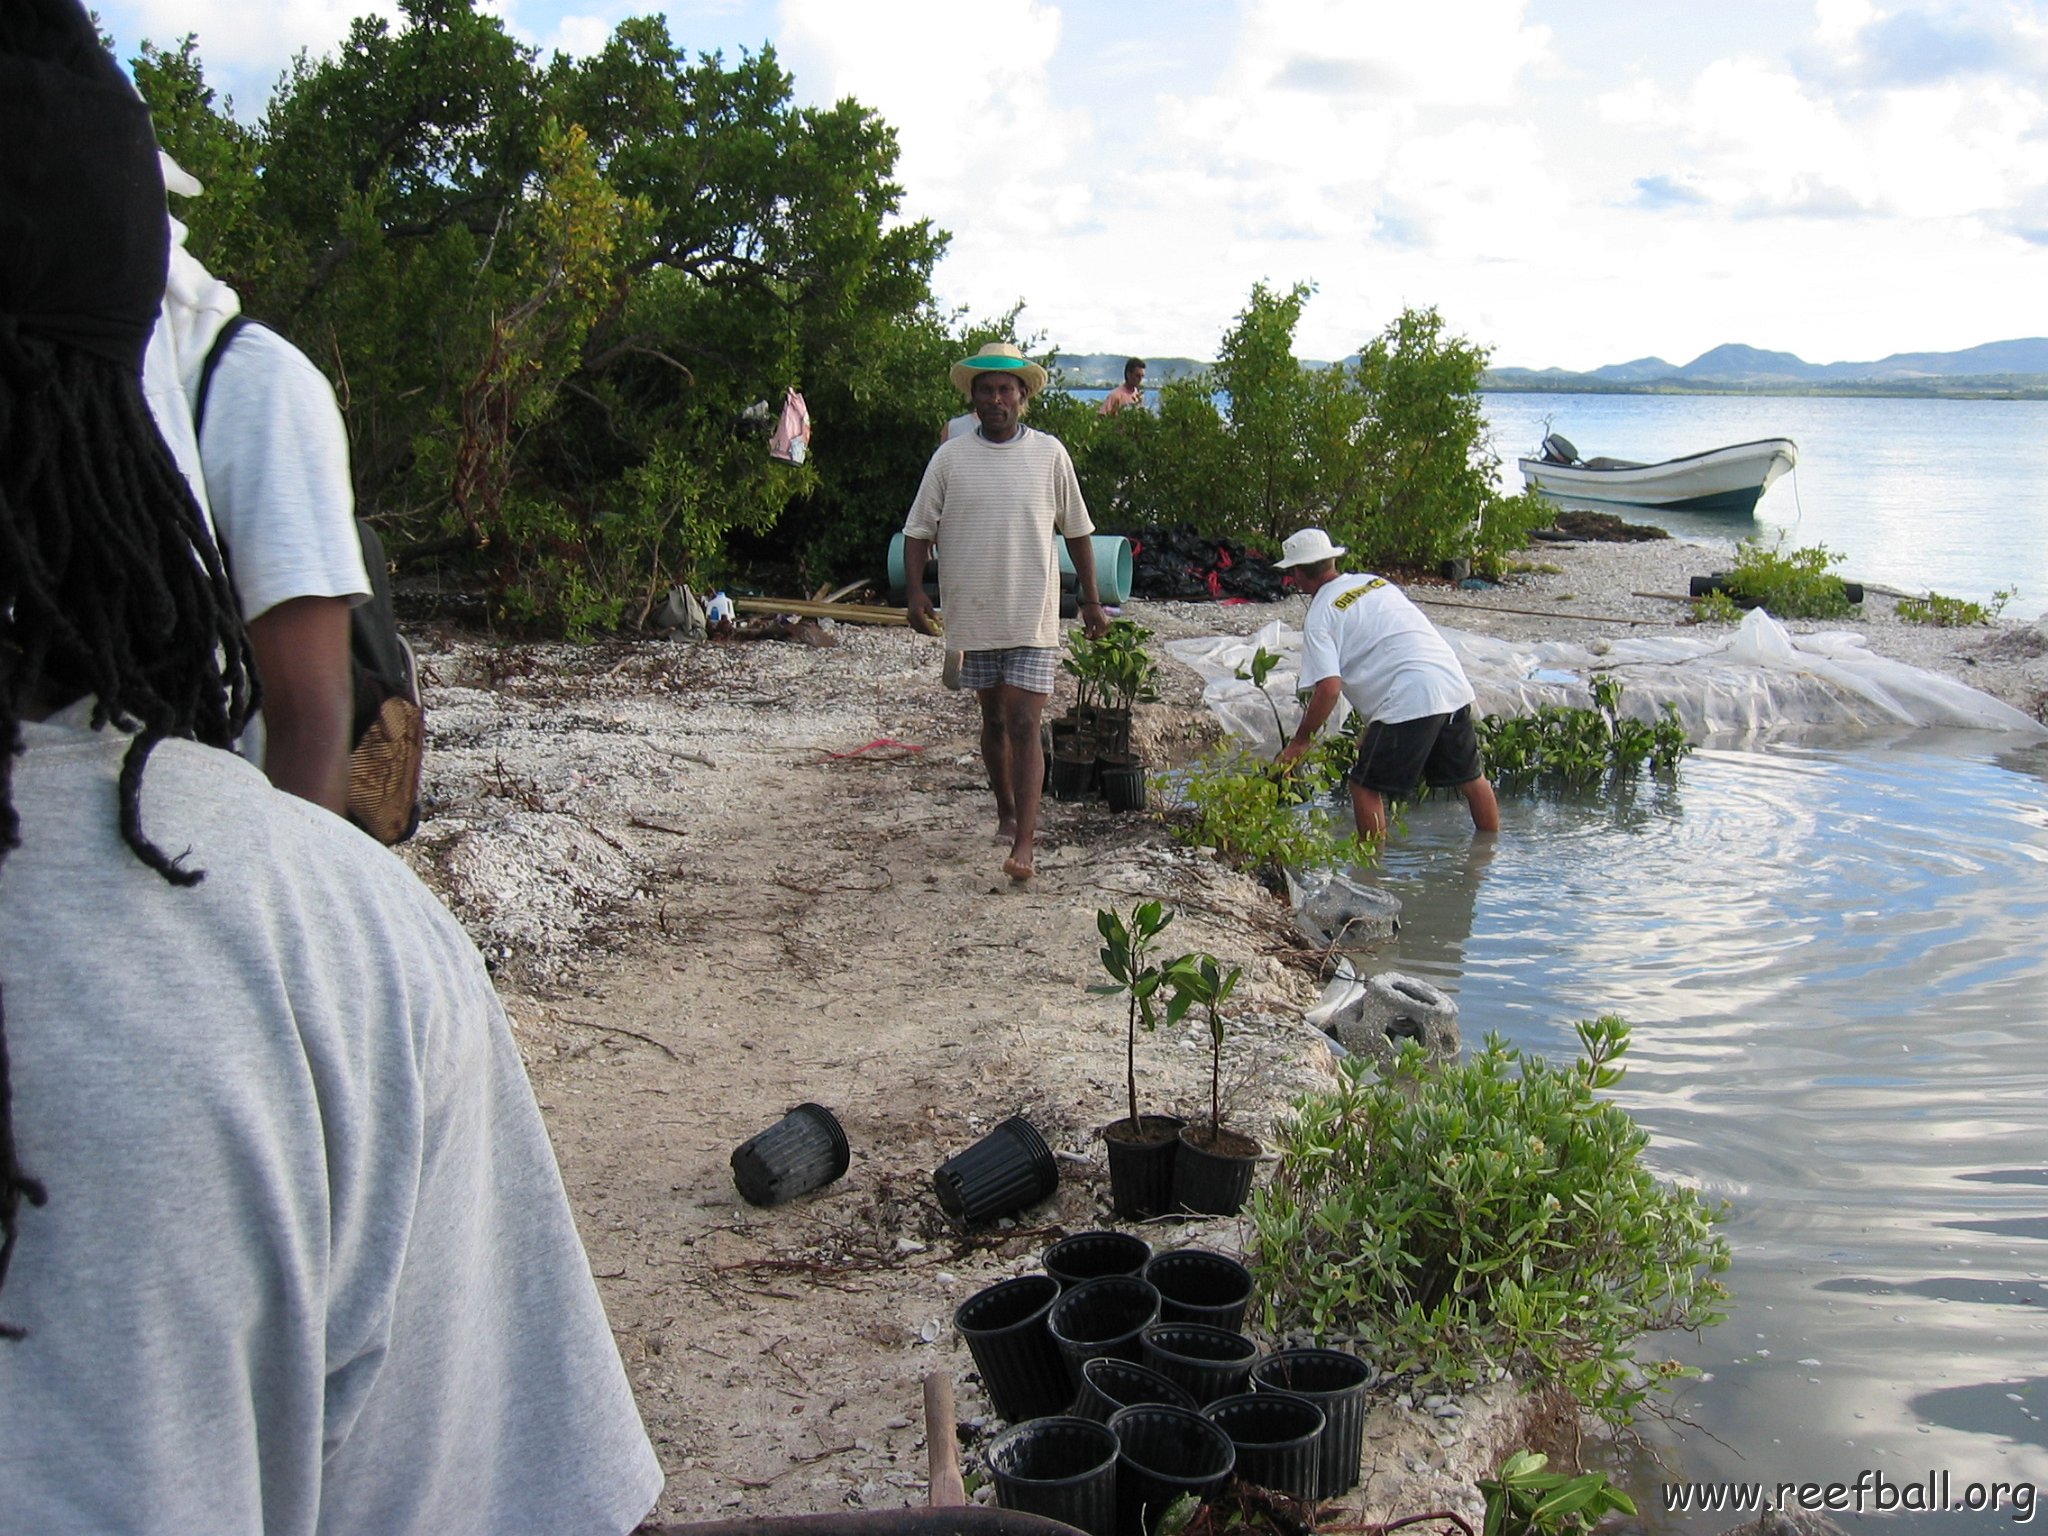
[[391, 529, 2048, 1529]]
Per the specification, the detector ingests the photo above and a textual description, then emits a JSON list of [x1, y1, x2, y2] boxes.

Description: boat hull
[[1519, 437, 1797, 515]]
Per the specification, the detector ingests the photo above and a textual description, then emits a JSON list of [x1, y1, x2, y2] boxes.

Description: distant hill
[[1487, 338, 2048, 395]]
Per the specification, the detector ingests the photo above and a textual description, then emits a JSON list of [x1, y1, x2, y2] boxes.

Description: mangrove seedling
[[1167, 952, 1245, 1140], [1092, 901, 1192, 1133], [1233, 645, 1291, 757]]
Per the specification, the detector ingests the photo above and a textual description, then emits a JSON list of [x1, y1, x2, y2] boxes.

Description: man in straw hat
[[1271, 528, 1500, 838], [0, 4, 660, 1525], [903, 342, 1110, 881]]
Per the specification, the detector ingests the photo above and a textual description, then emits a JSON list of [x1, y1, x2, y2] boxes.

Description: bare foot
[[995, 818, 1017, 845], [1002, 855, 1033, 883]]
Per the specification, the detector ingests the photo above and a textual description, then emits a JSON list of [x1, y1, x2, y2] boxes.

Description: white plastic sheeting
[[1166, 609, 2047, 753]]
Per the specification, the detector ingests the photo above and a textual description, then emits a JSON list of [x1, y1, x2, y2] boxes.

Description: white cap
[[1272, 528, 1347, 568]]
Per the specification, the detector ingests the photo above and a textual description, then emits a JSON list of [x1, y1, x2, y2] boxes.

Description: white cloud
[[118, 0, 402, 78]]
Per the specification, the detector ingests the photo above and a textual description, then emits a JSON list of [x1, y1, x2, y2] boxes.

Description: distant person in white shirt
[[1272, 527, 1500, 838], [903, 343, 1111, 882]]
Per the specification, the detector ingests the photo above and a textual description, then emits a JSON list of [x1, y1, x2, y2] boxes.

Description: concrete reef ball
[[1334, 971, 1460, 1072]]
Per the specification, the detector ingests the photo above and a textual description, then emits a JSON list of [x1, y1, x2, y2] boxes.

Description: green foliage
[[132, 0, 951, 633], [1481, 1451, 1637, 1536], [1213, 282, 1340, 542], [1692, 540, 1858, 621], [1690, 588, 1743, 625], [1175, 747, 1370, 877], [1164, 952, 1244, 1136], [1063, 620, 1161, 714], [1333, 307, 1495, 568], [1895, 587, 2014, 626], [1478, 677, 1693, 787], [1248, 1017, 1732, 1427], [1091, 903, 1193, 1130]]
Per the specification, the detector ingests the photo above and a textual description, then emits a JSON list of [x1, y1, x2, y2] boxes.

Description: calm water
[[1482, 392, 2048, 621], [1368, 734, 2048, 1532]]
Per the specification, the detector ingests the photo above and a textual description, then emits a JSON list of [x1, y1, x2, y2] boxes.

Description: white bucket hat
[[1272, 528, 1347, 568]]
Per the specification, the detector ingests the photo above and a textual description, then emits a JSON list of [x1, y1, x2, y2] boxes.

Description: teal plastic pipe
[[887, 532, 1133, 605]]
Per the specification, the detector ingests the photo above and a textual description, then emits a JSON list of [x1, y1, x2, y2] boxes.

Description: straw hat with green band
[[949, 342, 1048, 397]]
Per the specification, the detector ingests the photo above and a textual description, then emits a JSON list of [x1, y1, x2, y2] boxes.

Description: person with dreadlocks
[[0, 5, 662, 1529]]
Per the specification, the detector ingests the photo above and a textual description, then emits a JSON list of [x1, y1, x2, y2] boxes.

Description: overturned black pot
[[1170, 1123, 1261, 1216], [1141, 1248, 1254, 1334], [954, 1274, 1073, 1424], [730, 1103, 851, 1207], [986, 1415, 1120, 1536], [1102, 1115, 1183, 1221], [935, 1116, 1058, 1228], [1044, 1230, 1152, 1291]]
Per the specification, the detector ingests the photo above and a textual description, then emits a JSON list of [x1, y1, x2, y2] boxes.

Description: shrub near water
[[1248, 1017, 1731, 1428], [1478, 677, 1692, 787], [1693, 539, 1858, 622]]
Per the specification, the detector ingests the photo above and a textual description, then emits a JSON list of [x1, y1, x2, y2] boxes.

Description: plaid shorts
[[958, 647, 1060, 694]]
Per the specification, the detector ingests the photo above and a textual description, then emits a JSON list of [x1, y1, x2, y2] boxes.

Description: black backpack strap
[[192, 314, 255, 437]]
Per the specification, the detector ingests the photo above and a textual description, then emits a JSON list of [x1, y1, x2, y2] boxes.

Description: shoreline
[[393, 530, 2045, 1527]]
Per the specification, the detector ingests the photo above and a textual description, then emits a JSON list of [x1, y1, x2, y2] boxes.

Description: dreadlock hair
[[0, 318, 257, 1339]]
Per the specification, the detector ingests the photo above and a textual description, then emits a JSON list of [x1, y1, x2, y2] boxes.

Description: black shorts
[[1349, 705, 1484, 797]]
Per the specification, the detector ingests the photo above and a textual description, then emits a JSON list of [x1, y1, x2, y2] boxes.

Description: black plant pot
[[1138, 1322, 1259, 1407], [1248, 1348, 1374, 1500], [1050, 751, 1097, 802], [1044, 1231, 1152, 1291], [1202, 1391, 1324, 1501], [1098, 760, 1147, 813], [1108, 1404, 1235, 1536], [935, 1116, 1058, 1228], [1102, 1116, 1183, 1221], [730, 1102, 851, 1206], [1070, 1357, 1197, 1422], [955, 1274, 1072, 1424], [1047, 1275, 1162, 1391], [1141, 1248, 1254, 1333], [1170, 1124, 1261, 1216], [986, 1416, 1121, 1536]]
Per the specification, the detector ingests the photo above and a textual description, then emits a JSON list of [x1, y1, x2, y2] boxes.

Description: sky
[[95, 0, 2048, 372]]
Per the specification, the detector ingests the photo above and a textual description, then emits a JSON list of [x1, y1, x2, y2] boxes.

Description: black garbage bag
[[1123, 525, 1288, 603]]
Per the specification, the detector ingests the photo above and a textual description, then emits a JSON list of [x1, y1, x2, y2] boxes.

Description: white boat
[[1518, 434, 1798, 514]]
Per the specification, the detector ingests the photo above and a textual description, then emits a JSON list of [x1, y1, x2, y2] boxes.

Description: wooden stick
[[1410, 594, 1673, 627], [924, 1372, 965, 1508], [733, 597, 925, 626]]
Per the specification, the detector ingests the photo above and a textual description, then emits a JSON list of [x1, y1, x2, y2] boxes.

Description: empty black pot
[[1248, 1347, 1374, 1499], [955, 1274, 1073, 1424], [1047, 1275, 1162, 1389], [1044, 1231, 1152, 1291], [730, 1103, 851, 1206], [1202, 1391, 1324, 1501], [986, 1416, 1120, 1536], [1108, 1404, 1235, 1536], [1138, 1322, 1259, 1406], [1141, 1248, 1254, 1333], [1070, 1357, 1197, 1422], [935, 1116, 1058, 1227]]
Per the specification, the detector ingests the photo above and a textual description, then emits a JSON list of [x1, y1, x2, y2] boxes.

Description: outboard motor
[[1540, 432, 1579, 466]]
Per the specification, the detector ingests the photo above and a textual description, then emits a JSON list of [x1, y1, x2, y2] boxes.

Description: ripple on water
[[1357, 735, 2048, 1530]]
